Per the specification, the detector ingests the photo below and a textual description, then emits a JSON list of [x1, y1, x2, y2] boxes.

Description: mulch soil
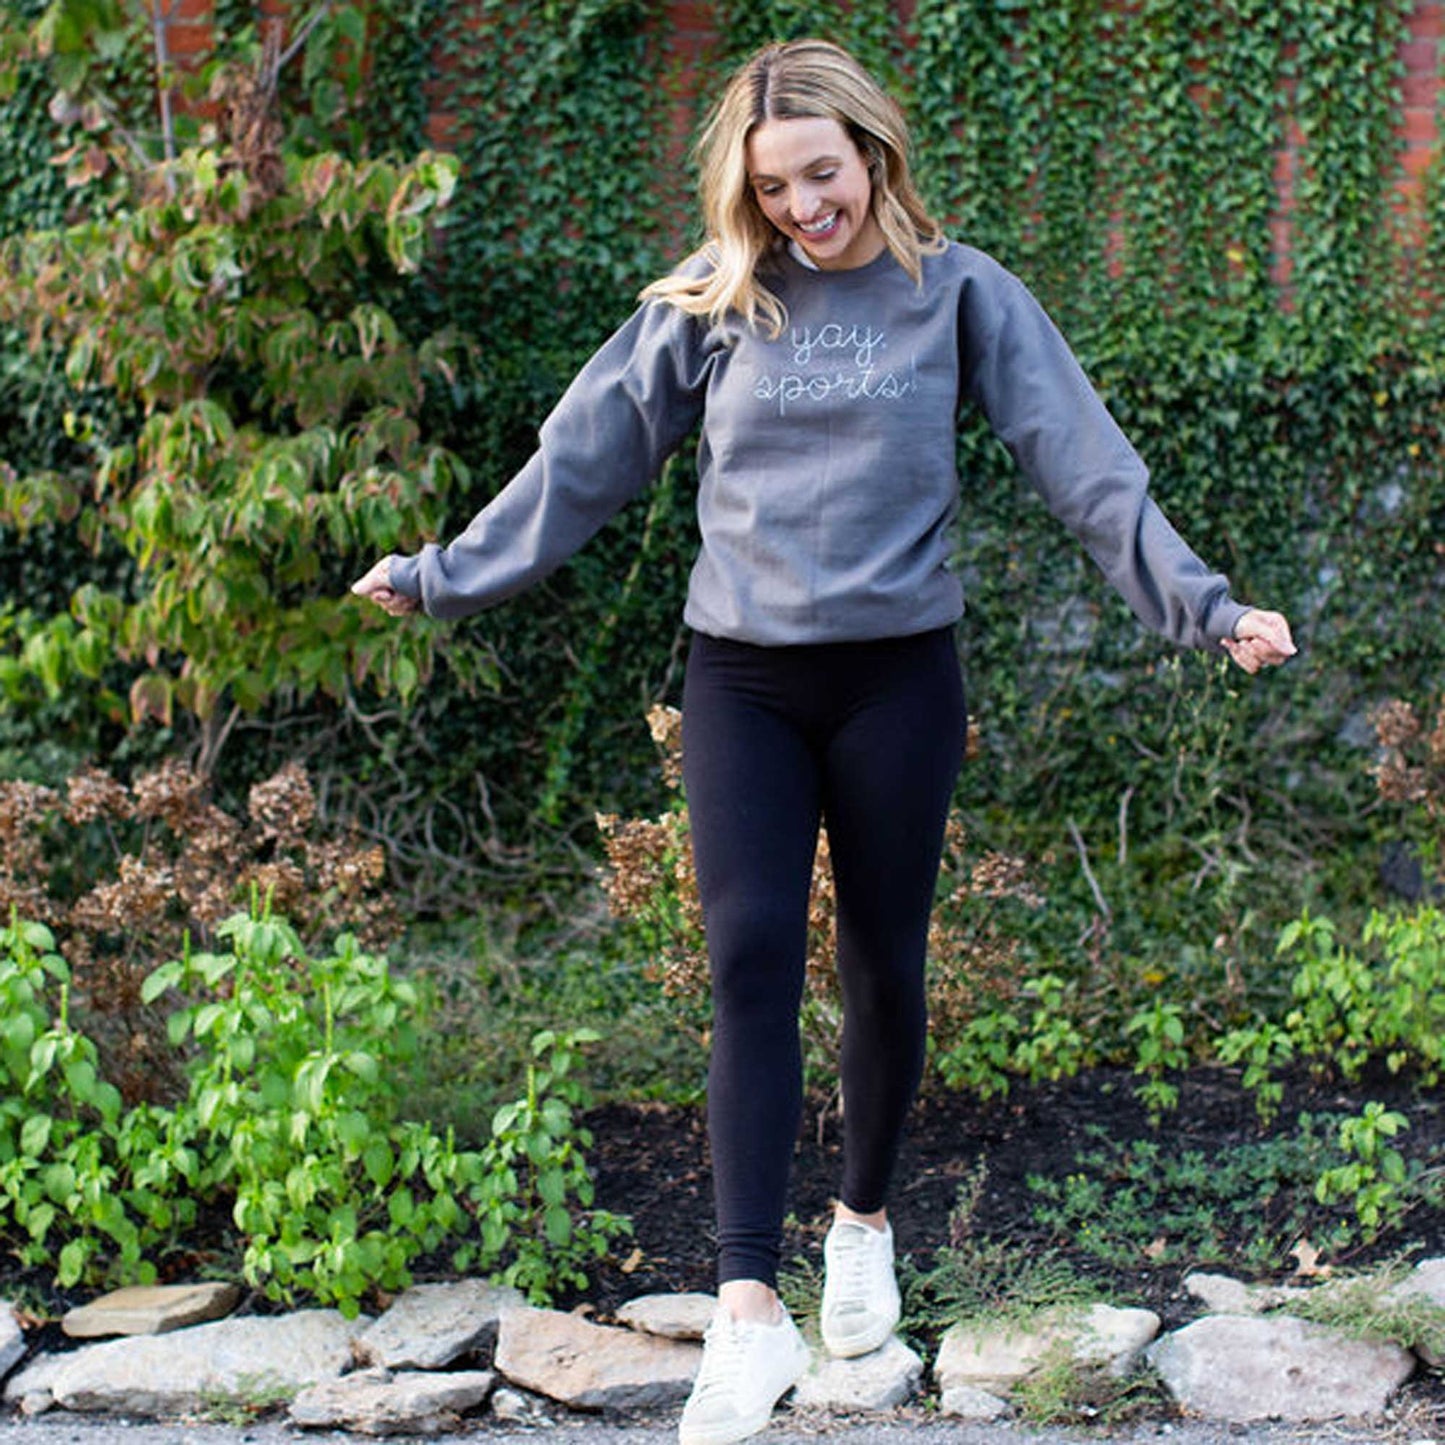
[[583, 1062, 1445, 1330]]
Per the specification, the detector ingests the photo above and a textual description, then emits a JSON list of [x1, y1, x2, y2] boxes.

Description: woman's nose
[[791, 186, 823, 220]]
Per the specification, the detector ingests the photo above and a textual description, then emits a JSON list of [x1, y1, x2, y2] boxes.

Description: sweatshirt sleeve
[[957, 256, 1247, 651], [389, 296, 712, 620]]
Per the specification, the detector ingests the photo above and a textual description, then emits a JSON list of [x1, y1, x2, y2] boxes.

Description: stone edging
[[3, 1259, 1443, 1434]]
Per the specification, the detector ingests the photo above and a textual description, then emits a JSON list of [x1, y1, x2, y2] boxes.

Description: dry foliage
[[0, 757, 398, 1101], [1372, 697, 1445, 813], [598, 706, 1045, 1081]]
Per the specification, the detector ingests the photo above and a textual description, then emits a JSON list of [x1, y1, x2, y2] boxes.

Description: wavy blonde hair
[[641, 39, 945, 337]]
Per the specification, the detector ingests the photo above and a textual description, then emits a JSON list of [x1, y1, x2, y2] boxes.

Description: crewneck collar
[[780, 241, 898, 282]]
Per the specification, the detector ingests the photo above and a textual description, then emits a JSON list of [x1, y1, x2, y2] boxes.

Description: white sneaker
[[678, 1305, 810, 1445], [820, 1218, 901, 1358]]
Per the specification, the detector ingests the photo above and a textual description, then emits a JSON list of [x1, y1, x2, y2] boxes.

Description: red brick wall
[[163, 0, 1443, 274]]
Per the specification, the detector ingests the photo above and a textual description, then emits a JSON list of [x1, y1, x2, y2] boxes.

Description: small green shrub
[[0, 913, 148, 1287], [1313, 1103, 1415, 1239], [1276, 907, 1445, 1084], [1215, 1017, 1295, 1123], [0, 905, 628, 1311], [1011, 1344, 1168, 1428], [477, 1028, 631, 1303], [1027, 1118, 1381, 1275], [1124, 997, 1189, 1121]]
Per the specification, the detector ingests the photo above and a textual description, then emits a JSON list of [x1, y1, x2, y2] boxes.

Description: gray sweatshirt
[[388, 242, 1247, 651]]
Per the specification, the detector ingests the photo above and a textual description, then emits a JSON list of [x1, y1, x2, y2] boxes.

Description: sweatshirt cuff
[[1210, 598, 1250, 648], [388, 553, 422, 601]]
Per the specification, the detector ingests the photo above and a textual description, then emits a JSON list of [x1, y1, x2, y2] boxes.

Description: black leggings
[[681, 626, 967, 1287]]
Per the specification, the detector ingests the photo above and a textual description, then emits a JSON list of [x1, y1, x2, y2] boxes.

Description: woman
[[353, 38, 1295, 1445]]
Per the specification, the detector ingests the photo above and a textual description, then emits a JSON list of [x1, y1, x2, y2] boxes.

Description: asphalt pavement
[[0, 1407, 1442, 1445]]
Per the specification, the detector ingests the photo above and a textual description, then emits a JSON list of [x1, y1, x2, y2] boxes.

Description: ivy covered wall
[[1, 2, 1443, 975]]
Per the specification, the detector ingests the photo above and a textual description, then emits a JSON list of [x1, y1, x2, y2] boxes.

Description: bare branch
[[1066, 816, 1111, 922], [195, 702, 242, 777], [147, 0, 177, 193], [1117, 784, 1134, 871], [277, 3, 333, 74]]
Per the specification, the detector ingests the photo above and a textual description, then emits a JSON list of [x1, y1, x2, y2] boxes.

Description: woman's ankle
[[834, 1201, 888, 1231], [718, 1277, 782, 1324]]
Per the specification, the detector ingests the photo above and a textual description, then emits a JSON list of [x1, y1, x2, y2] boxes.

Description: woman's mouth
[[797, 211, 841, 240]]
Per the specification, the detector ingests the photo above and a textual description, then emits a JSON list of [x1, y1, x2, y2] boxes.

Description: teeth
[[799, 212, 838, 235]]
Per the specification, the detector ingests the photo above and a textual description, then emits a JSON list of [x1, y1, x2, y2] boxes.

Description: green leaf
[[20, 1112, 52, 1158], [141, 961, 184, 1004], [543, 1204, 572, 1247], [57, 1238, 90, 1288]]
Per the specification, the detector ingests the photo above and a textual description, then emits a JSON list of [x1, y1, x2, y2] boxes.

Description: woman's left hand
[[1221, 608, 1296, 674]]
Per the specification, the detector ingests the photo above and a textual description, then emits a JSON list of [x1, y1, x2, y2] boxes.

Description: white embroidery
[[790, 323, 886, 368], [753, 321, 918, 416]]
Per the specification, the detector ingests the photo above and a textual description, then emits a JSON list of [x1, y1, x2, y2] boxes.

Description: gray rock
[[1183, 1272, 1258, 1315], [0, 1302, 23, 1381], [793, 1335, 919, 1411], [615, 1292, 716, 1341], [3, 1351, 62, 1411], [290, 1366, 494, 1434], [1070, 1304, 1160, 1374], [935, 1303, 1159, 1393], [6, 1309, 369, 1416], [494, 1305, 701, 1411], [63, 1282, 241, 1339], [357, 1280, 523, 1369], [1148, 1313, 1415, 1421], [938, 1382, 1010, 1420], [489, 1385, 555, 1426], [1183, 1270, 1310, 1316], [1380, 1256, 1445, 1366]]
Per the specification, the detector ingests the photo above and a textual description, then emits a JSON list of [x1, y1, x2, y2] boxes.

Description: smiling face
[[745, 115, 885, 271]]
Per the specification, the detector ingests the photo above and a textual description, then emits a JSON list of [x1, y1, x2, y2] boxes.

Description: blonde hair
[[641, 39, 945, 336]]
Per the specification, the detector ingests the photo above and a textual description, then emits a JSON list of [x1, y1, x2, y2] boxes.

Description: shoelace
[[690, 1316, 754, 1403], [828, 1228, 881, 1313]]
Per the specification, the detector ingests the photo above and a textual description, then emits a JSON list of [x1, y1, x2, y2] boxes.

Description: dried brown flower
[[248, 761, 316, 845], [647, 705, 685, 793], [0, 779, 59, 844], [241, 858, 308, 918], [64, 766, 133, 826], [70, 855, 175, 936], [1372, 699, 1422, 749], [970, 851, 1047, 910], [132, 758, 208, 832], [313, 840, 387, 897]]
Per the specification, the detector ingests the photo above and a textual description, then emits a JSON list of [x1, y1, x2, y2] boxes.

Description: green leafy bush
[[0, 5, 491, 780], [0, 914, 145, 1288], [1313, 1103, 1414, 1237], [1272, 907, 1445, 1084], [0, 756, 397, 1103], [0, 906, 628, 1311]]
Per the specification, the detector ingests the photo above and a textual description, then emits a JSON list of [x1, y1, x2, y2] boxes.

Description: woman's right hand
[[350, 556, 421, 617]]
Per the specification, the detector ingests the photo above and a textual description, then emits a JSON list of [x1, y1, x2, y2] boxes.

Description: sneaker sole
[[821, 1309, 899, 1359], [678, 1402, 775, 1445], [678, 1347, 810, 1445]]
